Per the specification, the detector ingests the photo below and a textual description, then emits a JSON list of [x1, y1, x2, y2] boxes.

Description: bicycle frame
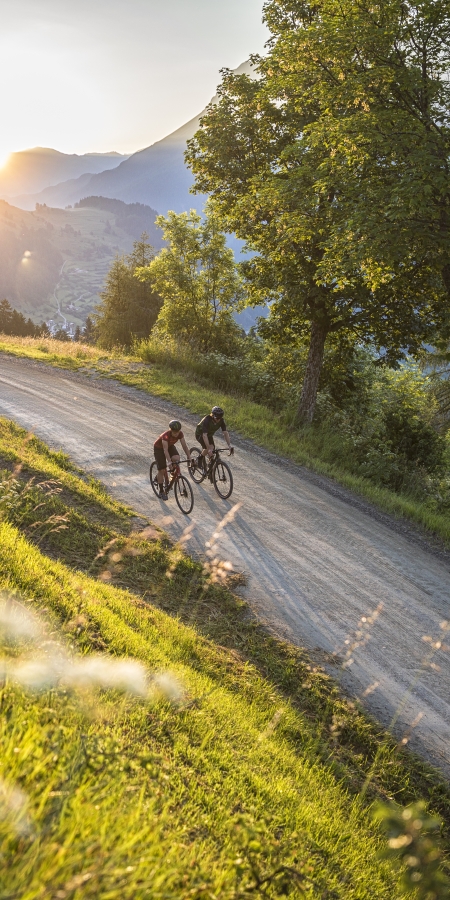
[[165, 458, 192, 491], [203, 448, 231, 475]]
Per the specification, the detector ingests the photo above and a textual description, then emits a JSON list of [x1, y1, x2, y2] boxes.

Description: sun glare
[[0, 150, 11, 171]]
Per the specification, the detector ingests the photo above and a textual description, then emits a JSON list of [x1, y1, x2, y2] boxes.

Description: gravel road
[[0, 354, 449, 775]]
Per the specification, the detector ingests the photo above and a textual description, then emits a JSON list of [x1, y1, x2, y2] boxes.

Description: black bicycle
[[149, 459, 194, 515], [188, 447, 234, 500]]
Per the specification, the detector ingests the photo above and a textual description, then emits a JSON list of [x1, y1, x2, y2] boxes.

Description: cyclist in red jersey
[[153, 420, 192, 500]]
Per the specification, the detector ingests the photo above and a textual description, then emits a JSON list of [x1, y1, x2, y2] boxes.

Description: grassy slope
[[0, 334, 449, 547], [1, 418, 450, 899]]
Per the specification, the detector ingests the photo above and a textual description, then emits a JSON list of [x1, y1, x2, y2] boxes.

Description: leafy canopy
[[136, 204, 244, 354], [264, 0, 450, 295], [186, 0, 450, 418]]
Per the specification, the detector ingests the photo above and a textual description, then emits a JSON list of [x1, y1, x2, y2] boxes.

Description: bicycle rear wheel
[[189, 446, 206, 483], [213, 459, 233, 500], [149, 461, 160, 497], [174, 475, 194, 515]]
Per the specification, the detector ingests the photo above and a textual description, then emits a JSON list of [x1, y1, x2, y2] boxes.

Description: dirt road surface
[[0, 355, 449, 775]]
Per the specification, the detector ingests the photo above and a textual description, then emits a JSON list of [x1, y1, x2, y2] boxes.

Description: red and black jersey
[[154, 430, 184, 449]]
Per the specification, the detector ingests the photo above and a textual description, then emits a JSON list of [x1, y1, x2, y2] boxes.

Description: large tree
[[95, 235, 161, 349], [136, 204, 243, 354], [186, 0, 450, 421], [261, 0, 450, 293]]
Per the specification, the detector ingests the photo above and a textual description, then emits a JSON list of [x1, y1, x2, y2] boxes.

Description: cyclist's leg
[[166, 445, 180, 481], [168, 446, 179, 466], [199, 434, 215, 456], [198, 435, 214, 474], [154, 447, 168, 495]]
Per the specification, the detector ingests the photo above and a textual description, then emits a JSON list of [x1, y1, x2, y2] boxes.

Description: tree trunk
[[296, 320, 328, 424]]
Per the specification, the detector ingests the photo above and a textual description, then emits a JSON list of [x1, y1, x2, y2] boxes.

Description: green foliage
[[82, 315, 97, 345], [262, 0, 450, 301], [186, 0, 450, 420], [374, 801, 450, 898], [52, 327, 71, 342], [137, 335, 291, 408], [312, 362, 448, 495], [422, 345, 450, 431], [136, 204, 244, 354], [95, 235, 161, 349], [383, 410, 445, 475], [0, 299, 46, 338]]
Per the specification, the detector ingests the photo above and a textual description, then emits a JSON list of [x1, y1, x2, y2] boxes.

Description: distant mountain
[[13, 61, 254, 215], [13, 116, 205, 213], [0, 148, 129, 202]]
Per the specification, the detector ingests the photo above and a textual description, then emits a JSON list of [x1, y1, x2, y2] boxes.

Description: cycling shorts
[[198, 433, 215, 452], [154, 444, 179, 471]]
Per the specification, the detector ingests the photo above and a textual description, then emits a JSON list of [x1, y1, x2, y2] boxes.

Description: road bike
[[188, 447, 234, 500], [149, 459, 194, 515]]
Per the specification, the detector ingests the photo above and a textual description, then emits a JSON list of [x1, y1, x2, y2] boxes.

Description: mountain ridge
[[11, 61, 254, 215], [0, 149, 130, 201]]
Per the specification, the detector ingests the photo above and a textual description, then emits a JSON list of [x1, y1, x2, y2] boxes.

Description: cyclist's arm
[[180, 437, 191, 460], [202, 430, 213, 455], [222, 430, 233, 451], [161, 439, 171, 467]]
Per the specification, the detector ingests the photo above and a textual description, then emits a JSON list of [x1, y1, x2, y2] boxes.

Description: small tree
[[82, 316, 96, 344], [136, 204, 244, 354], [95, 234, 161, 349], [53, 328, 71, 342]]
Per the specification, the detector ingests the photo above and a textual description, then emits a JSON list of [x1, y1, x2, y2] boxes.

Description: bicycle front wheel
[[213, 459, 233, 500], [174, 475, 194, 515], [149, 461, 160, 497], [189, 447, 206, 483]]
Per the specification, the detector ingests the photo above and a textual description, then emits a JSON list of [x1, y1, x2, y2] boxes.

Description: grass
[[1, 417, 450, 898]]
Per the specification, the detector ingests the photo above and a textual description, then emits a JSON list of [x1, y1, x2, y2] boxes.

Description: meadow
[[0, 417, 450, 898]]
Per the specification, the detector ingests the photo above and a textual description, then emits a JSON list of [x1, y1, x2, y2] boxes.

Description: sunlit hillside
[[0, 199, 162, 329]]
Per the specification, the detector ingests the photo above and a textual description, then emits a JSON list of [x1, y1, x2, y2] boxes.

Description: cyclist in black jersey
[[195, 406, 233, 470]]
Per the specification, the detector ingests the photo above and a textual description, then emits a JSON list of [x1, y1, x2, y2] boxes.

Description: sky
[[0, 0, 268, 166]]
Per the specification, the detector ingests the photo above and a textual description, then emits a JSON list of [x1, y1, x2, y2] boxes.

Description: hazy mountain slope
[[0, 148, 129, 201], [13, 61, 254, 215], [0, 201, 63, 314], [0, 199, 162, 328], [13, 173, 95, 211]]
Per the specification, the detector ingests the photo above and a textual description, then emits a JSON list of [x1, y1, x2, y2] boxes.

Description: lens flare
[[0, 150, 11, 170]]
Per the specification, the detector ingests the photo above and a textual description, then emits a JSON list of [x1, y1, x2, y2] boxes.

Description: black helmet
[[169, 419, 182, 431], [211, 406, 224, 417]]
